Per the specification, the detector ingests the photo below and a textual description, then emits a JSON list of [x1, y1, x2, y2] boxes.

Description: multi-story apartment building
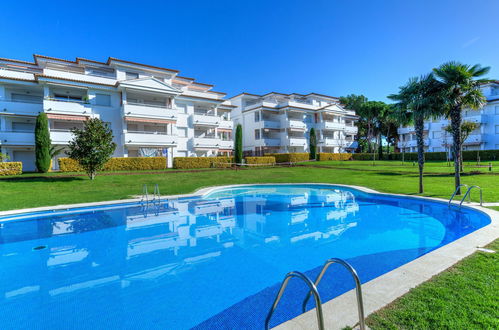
[[229, 92, 358, 155], [0, 55, 234, 170], [398, 81, 499, 153]]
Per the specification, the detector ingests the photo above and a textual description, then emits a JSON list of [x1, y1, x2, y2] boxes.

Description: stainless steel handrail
[[140, 184, 148, 204], [448, 184, 469, 207], [302, 258, 365, 330], [265, 271, 324, 330], [460, 185, 482, 207]]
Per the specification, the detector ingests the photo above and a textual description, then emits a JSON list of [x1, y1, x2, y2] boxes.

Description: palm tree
[[433, 62, 489, 194], [389, 74, 443, 193]]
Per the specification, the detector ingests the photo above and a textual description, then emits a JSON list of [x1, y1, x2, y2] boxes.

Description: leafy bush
[[173, 157, 233, 169], [58, 157, 167, 172], [0, 162, 22, 176], [245, 156, 276, 165], [317, 153, 353, 161], [265, 153, 310, 163]]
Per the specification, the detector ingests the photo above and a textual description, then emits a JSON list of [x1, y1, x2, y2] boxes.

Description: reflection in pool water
[[0, 185, 490, 329]]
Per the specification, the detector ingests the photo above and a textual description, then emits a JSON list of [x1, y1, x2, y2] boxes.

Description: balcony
[[261, 138, 281, 147], [44, 99, 91, 116], [50, 130, 74, 144], [463, 113, 483, 124], [219, 140, 234, 149], [287, 100, 315, 110], [463, 134, 482, 146], [318, 121, 344, 131], [218, 119, 233, 130], [192, 114, 220, 126], [319, 138, 341, 147], [0, 130, 34, 146], [0, 100, 43, 116], [397, 139, 430, 148], [288, 137, 307, 147], [124, 132, 177, 146], [398, 124, 429, 134], [193, 136, 222, 148], [287, 119, 307, 130], [344, 125, 358, 134], [259, 120, 281, 129], [123, 102, 176, 120]]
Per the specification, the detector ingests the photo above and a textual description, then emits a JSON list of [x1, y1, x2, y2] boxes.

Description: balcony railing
[[0, 130, 35, 145], [50, 130, 74, 144], [123, 132, 177, 146], [122, 103, 177, 120], [44, 98, 91, 116], [0, 99, 43, 116], [193, 114, 220, 126], [193, 137, 222, 148], [288, 137, 307, 146]]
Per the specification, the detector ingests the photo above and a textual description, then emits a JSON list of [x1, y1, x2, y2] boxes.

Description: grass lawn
[[366, 239, 499, 329], [1, 160, 499, 211]]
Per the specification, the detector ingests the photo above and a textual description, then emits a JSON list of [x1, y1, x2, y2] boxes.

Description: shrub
[[245, 156, 276, 165], [265, 153, 310, 163], [173, 157, 233, 169], [234, 124, 243, 165], [58, 157, 167, 172], [317, 153, 353, 161], [0, 162, 22, 176]]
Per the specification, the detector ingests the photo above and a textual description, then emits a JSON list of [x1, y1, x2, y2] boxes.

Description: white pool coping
[[0, 183, 498, 330]]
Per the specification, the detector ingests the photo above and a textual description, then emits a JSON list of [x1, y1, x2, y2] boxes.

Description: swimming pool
[[0, 184, 491, 329]]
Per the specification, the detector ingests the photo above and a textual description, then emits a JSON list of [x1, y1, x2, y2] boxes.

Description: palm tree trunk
[[451, 106, 462, 194], [415, 115, 425, 194]]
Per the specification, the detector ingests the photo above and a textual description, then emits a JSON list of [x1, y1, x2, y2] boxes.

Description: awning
[[124, 117, 176, 124], [46, 114, 88, 121], [217, 128, 232, 133]]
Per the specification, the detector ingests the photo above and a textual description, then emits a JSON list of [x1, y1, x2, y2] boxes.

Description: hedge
[[245, 156, 276, 165], [318, 153, 353, 161], [0, 162, 22, 176], [58, 157, 167, 172], [351, 150, 499, 161], [264, 153, 310, 163], [173, 157, 233, 169]]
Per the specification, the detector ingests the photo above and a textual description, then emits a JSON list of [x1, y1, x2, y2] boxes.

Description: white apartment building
[[0, 55, 234, 171], [398, 81, 499, 153], [229, 92, 358, 155]]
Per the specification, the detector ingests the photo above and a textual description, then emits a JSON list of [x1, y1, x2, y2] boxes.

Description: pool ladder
[[448, 184, 482, 208], [140, 184, 161, 205], [265, 258, 365, 330]]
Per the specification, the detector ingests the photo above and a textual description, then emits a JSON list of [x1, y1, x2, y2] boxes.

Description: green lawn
[[367, 239, 499, 329], [1, 160, 499, 211]]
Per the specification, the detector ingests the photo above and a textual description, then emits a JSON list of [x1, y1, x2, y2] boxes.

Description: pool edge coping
[[0, 183, 498, 330]]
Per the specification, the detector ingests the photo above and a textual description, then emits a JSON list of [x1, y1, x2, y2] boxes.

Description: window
[[12, 122, 35, 132], [254, 111, 260, 122], [54, 93, 83, 102], [177, 127, 188, 137], [495, 125, 499, 134], [255, 129, 261, 140], [11, 93, 42, 103], [95, 93, 111, 106], [126, 72, 139, 80]]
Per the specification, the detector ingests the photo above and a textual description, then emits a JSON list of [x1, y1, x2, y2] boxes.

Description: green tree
[[234, 124, 243, 165], [433, 61, 489, 194], [309, 128, 317, 160], [35, 113, 51, 173], [358, 101, 389, 162], [68, 118, 116, 180], [340, 94, 368, 152], [0, 152, 10, 161], [389, 74, 443, 193]]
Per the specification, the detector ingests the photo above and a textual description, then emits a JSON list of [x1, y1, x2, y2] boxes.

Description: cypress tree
[[35, 112, 51, 173], [234, 124, 243, 165], [309, 127, 317, 160]]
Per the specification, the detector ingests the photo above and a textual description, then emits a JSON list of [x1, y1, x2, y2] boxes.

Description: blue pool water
[[0, 184, 491, 329]]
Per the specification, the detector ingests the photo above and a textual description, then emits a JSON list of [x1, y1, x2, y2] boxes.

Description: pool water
[[0, 184, 490, 329]]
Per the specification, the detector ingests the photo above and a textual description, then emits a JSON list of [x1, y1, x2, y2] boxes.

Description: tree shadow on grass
[[0, 176, 85, 183]]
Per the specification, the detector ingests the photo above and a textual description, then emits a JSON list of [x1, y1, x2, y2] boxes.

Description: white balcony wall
[[50, 130, 74, 145], [193, 114, 220, 126], [0, 131, 34, 145], [193, 137, 222, 148], [0, 100, 42, 116], [44, 99, 91, 116], [123, 103, 176, 120], [124, 132, 177, 146]]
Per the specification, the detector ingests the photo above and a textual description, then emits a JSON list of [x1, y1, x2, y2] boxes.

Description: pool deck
[[0, 183, 497, 330]]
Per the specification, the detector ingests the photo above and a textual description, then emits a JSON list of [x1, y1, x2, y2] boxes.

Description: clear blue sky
[[1, 0, 498, 101]]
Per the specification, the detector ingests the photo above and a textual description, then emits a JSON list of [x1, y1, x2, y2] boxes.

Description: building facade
[[397, 81, 499, 153], [0, 55, 234, 170], [229, 92, 358, 155]]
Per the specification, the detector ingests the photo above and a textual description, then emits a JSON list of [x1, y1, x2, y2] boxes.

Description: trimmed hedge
[[58, 157, 167, 172], [265, 153, 310, 163], [0, 162, 22, 175], [351, 150, 499, 161], [245, 156, 276, 165], [173, 157, 233, 169], [318, 153, 353, 161]]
